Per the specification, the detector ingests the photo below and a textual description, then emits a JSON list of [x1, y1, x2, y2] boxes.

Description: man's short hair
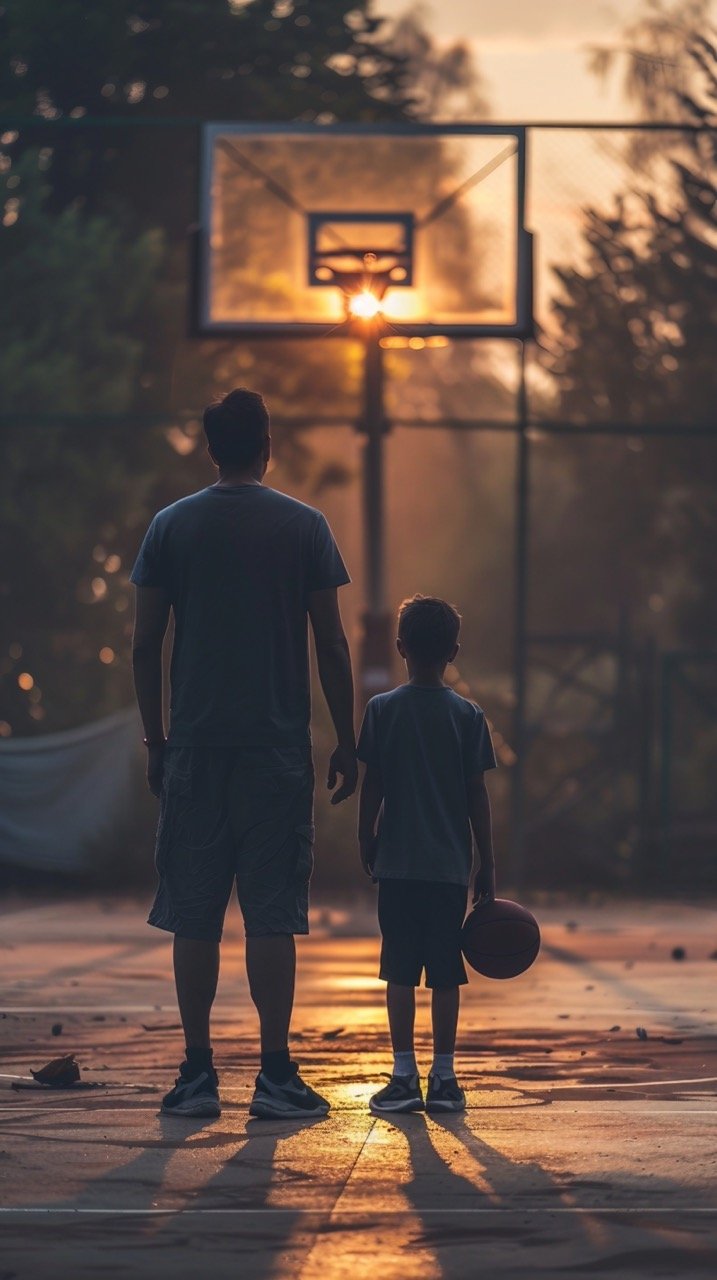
[[397, 594, 461, 665], [203, 388, 270, 469]]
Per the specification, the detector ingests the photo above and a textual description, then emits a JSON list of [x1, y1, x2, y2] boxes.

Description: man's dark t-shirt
[[130, 484, 350, 747]]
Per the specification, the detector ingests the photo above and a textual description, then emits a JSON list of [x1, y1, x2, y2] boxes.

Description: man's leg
[[246, 932, 329, 1116], [245, 933, 296, 1055], [160, 936, 222, 1117], [173, 936, 220, 1050]]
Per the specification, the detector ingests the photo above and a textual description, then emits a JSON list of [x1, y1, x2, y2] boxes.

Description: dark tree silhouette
[[536, 26, 717, 645]]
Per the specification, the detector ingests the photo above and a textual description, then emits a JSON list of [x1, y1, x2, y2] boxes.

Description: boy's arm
[[468, 772, 496, 903], [358, 763, 384, 877], [308, 587, 357, 805]]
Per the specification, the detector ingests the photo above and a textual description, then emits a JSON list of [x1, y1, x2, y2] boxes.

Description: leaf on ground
[[140, 1023, 183, 1032], [608, 1025, 621, 1032], [322, 1027, 345, 1039], [636, 1026, 649, 1040]]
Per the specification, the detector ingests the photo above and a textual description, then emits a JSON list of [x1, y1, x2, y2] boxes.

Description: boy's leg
[[369, 981, 423, 1113], [386, 982, 417, 1075], [431, 985, 460, 1056], [427, 986, 465, 1109], [424, 885, 468, 1108]]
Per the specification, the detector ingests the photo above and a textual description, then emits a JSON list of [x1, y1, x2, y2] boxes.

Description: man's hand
[[359, 834, 378, 878], [146, 743, 166, 798], [327, 744, 358, 805], [472, 863, 496, 906]]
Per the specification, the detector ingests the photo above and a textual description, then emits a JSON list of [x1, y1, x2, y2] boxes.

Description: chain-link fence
[[1, 119, 715, 889]]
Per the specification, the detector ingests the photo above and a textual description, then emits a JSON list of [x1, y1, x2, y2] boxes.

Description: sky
[[379, 0, 717, 121]]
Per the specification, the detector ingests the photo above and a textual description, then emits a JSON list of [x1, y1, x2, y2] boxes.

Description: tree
[[537, 14, 717, 644], [0, 2, 418, 735]]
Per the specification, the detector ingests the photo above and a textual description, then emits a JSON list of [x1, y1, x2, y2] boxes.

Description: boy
[[357, 594, 497, 1114]]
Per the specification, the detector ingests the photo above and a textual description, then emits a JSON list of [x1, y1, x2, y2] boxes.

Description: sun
[[348, 291, 383, 320]]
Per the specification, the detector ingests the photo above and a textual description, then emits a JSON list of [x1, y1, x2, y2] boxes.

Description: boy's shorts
[[148, 743, 315, 943], [377, 879, 469, 989]]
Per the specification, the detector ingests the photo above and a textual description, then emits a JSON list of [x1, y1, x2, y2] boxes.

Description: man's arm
[[308, 587, 357, 805], [132, 585, 171, 796], [468, 772, 496, 903], [358, 763, 383, 877]]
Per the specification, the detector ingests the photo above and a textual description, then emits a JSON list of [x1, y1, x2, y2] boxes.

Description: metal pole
[[359, 328, 393, 702], [510, 341, 530, 890]]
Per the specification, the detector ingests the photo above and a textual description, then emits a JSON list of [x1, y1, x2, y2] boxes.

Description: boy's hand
[[472, 865, 496, 906], [359, 835, 378, 878], [327, 744, 358, 805]]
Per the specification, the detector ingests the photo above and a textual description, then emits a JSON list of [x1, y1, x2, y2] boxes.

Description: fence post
[[510, 341, 530, 891]]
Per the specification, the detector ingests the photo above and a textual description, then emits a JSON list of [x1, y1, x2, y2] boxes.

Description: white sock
[[393, 1051, 418, 1078], [430, 1053, 455, 1080]]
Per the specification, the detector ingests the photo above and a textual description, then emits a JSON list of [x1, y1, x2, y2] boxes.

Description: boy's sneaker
[[426, 1073, 466, 1113], [249, 1063, 330, 1119], [369, 1073, 424, 1115], [161, 1062, 221, 1118]]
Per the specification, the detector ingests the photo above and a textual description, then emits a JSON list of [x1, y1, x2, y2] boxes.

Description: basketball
[[461, 898, 540, 979]]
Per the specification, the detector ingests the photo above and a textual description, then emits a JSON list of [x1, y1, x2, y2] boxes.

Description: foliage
[[539, 22, 717, 643], [0, 1, 418, 735]]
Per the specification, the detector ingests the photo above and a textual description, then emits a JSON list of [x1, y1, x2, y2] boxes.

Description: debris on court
[[32, 1053, 79, 1085], [671, 946, 686, 960], [50, 1022, 63, 1036], [636, 1026, 649, 1040], [140, 1022, 182, 1032], [9, 1054, 105, 1092]]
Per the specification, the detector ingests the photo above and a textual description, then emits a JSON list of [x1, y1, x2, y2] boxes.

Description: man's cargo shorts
[[148, 743, 315, 942]]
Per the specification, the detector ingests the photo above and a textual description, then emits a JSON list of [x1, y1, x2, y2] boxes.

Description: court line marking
[[549, 1076, 717, 1089], [0, 1207, 716, 1216], [1, 1105, 716, 1117], [0, 1007, 174, 1015]]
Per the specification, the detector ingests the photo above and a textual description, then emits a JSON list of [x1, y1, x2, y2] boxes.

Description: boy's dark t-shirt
[[130, 484, 349, 746], [357, 684, 497, 886]]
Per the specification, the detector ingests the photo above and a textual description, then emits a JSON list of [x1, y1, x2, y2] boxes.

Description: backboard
[[197, 123, 532, 339]]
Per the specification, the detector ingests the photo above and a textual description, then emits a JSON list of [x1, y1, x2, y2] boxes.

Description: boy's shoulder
[[365, 684, 406, 709], [366, 685, 485, 718], [446, 688, 487, 720]]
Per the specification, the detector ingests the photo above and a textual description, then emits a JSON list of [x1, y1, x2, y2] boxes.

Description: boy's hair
[[203, 388, 270, 469], [397, 594, 461, 665]]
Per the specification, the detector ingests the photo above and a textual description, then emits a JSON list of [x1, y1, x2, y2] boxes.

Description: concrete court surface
[[0, 894, 716, 1279]]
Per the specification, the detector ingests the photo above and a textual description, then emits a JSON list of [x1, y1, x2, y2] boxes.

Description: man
[[131, 388, 356, 1119]]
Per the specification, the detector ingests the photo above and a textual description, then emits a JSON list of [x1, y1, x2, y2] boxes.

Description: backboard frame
[[195, 121, 533, 340]]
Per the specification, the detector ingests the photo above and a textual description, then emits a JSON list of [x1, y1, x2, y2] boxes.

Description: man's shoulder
[[151, 485, 323, 527], [262, 486, 325, 521], [150, 488, 212, 527]]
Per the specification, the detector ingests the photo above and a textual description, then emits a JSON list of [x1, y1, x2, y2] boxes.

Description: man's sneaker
[[369, 1073, 424, 1115], [426, 1073, 466, 1113], [249, 1064, 330, 1119], [161, 1063, 221, 1118]]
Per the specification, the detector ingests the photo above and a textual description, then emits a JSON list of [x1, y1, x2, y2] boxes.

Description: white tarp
[[0, 707, 141, 872]]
